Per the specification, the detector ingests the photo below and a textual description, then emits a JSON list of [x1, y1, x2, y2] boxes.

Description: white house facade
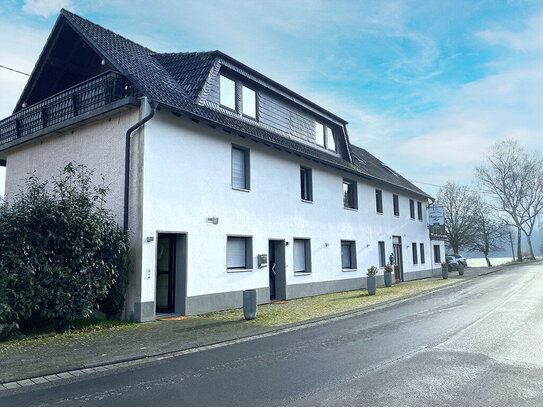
[[0, 10, 445, 322]]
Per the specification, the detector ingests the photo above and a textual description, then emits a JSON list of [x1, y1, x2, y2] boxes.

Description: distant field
[[468, 257, 513, 267]]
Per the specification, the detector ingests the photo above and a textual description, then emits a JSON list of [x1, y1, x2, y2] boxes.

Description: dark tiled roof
[[153, 52, 218, 100], [350, 145, 428, 196], [60, 9, 428, 198]]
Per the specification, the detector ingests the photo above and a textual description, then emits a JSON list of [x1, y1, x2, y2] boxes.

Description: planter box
[[458, 264, 464, 276], [441, 267, 448, 279], [384, 271, 393, 287], [243, 289, 257, 320], [367, 275, 376, 295]]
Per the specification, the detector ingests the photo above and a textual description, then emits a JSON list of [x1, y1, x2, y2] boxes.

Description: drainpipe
[[123, 98, 156, 233]]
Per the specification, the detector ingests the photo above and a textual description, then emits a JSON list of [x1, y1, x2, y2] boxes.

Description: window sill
[[342, 268, 357, 272], [227, 268, 253, 273], [242, 113, 258, 122], [232, 187, 250, 192], [344, 207, 358, 211], [220, 104, 237, 114], [376, 212, 383, 215], [394, 215, 400, 218], [301, 199, 313, 204], [294, 272, 312, 276]]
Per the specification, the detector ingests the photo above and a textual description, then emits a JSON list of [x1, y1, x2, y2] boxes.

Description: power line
[[409, 179, 481, 194], [0, 65, 30, 76]]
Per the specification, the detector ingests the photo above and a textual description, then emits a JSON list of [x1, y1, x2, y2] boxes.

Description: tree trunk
[[526, 234, 535, 259], [509, 232, 515, 261], [517, 228, 523, 262], [485, 255, 492, 267]]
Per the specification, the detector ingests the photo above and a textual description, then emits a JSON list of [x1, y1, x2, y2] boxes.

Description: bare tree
[[475, 140, 538, 262], [469, 200, 509, 266], [518, 160, 543, 258], [437, 182, 478, 255]]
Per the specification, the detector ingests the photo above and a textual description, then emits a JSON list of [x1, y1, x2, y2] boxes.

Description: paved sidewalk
[[0, 264, 511, 384]]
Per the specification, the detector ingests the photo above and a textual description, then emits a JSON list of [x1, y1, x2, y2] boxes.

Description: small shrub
[[367, 266, 378, 277], [384, 264, 393, 273], [0, 163, 130, 339]]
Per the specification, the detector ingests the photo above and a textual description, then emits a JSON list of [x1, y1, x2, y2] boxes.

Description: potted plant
[[441, 262, 448, 279], [367, 266, 378, 295], [457, 263, 464, 276], [384, 264, 393, 287]]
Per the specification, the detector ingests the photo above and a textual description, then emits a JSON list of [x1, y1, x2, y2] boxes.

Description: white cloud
[[477, 11, 543, 52], [22, 0, 74, 18]]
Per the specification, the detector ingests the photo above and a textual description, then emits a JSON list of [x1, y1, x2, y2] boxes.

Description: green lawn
[[199, 277, 461, 327]]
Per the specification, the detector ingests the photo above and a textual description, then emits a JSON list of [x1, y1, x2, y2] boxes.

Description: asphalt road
[[2, 264, 543, 406]]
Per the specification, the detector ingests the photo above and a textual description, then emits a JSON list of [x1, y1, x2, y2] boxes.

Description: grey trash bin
[[243, 289, 257, 320]]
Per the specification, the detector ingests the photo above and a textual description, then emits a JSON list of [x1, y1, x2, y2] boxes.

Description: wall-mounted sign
[[428, 206, 444, 226]]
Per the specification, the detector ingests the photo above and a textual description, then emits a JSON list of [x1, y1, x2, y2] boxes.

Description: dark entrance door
[[269, 240, 286, 301], [392, 236, 403, 282], [156, 234, 176, 313]]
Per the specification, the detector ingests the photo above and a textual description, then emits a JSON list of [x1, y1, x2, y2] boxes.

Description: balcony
[[0, 71, 140, 149]]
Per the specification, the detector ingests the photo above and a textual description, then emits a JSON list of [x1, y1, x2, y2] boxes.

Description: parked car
[[453, 254, 468, 267], [446, 256, 459, 270]]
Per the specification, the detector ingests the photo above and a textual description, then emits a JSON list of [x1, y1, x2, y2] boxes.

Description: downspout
[[123, 98, 156, 233]]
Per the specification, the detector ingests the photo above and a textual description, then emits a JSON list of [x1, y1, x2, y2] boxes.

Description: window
[[341, 241, 357, 270], [409, 199, 415, 219], [378, 241, 386, 268], [417, 201, 423, 221], [242, 85, 257, 119], [315, 122, 336, 151], [412, 242, 418, 265], [219, 74, 236, 111], [375, 189, 383, 214], [300, 166, 313, 201], [433, 244, 441, 263], [315, 122, 325, 147], [420, 243, 425, 264], [294, 239, 311, 273], [393, 194, 399, 216], [326, 127, 336, 152], [231, 146, 250, 190], [343, 179, 357, 209], [227, 236, 253, 270]]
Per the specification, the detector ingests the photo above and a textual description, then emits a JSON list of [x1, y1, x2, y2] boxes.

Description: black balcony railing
[[0, 71, 139, 146]]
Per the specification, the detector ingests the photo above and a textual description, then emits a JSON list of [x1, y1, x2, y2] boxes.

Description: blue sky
[[0, 0, 542, 199]]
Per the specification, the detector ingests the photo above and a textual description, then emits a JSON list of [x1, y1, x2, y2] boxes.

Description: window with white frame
[[341, 240, 357, 270], [219, 74, 236, 111], [417, 201, 423, 221], [315, 122, 336, 151], [433, 244, 441, 263], [409, 199, 415, 219], [412, 242, 418, 265], [231, 146, 250, 190], [420, 243, 425, 264], [227, 236, 253, 270], [294, 238, 311, 273], [393, 194, 399, 216], [378, 241, 386, 268]]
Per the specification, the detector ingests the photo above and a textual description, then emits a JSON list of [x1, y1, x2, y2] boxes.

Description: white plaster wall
[[4, 108, 140, 224], [139, 111, 437, 302]]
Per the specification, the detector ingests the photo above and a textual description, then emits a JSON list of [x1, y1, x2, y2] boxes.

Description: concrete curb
[[1, 278, 471, 389]]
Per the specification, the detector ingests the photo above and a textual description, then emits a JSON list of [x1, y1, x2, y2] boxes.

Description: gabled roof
[[12, 9, 429, 199], [350, 145, 428, 197]]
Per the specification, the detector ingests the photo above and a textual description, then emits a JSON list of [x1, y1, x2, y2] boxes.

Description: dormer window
[[315, 122, 337, 152], [219, 73, 258, 120], [242, 85, 257, 119], [315, 122, 325, 147], [220, 74, 236, 111]]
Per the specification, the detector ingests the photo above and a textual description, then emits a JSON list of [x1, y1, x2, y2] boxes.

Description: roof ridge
[[154, 51, 217, 57], [60, 8, 155, 54]]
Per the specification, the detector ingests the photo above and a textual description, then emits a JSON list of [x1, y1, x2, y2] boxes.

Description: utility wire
[[0, 65, 30, 76], [409, 179, 482, 195]]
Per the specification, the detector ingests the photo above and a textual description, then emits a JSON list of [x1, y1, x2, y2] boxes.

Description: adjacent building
[[0, 10, 445, 322]]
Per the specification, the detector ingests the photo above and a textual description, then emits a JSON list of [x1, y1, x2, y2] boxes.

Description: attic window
[[220, 74, 236, 111], [315, 122, 336, 152], [242, 85, 257, 119]]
